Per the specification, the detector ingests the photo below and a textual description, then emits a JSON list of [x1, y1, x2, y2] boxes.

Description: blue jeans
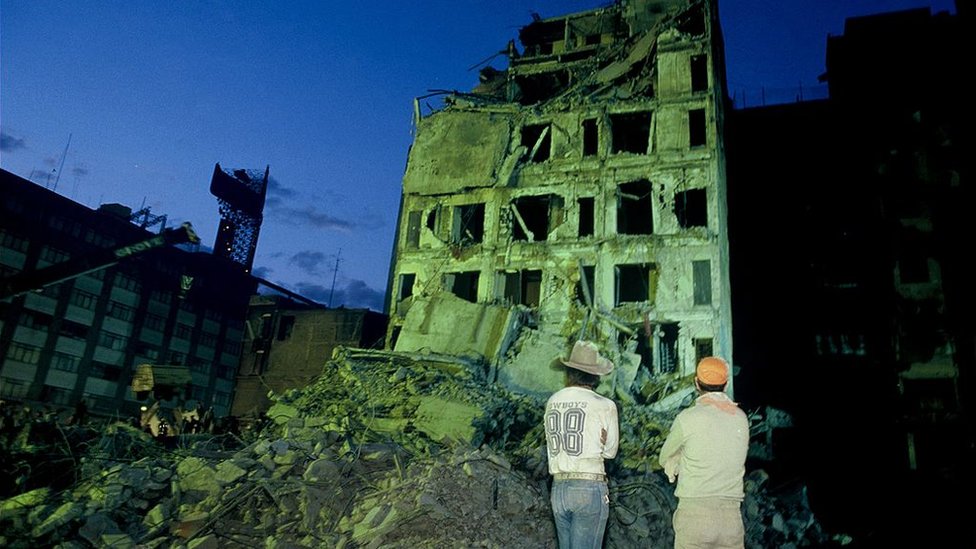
[[550, 479, 610, 549]]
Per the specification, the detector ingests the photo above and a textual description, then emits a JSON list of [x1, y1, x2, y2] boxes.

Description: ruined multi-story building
[[386, 0, 732, 398]]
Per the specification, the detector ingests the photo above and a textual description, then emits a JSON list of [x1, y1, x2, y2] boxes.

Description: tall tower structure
[[386, 0, 733, 397], [210, 163, 269, 273]]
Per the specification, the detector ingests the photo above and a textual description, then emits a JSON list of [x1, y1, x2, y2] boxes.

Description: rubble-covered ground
[[1, 347, 832, 548]]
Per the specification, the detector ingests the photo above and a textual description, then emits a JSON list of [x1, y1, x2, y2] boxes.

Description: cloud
[[265, 176, 298, 208], [273, 205, 356, 231], [294, 279, 385, 312], [288, 250, 329, 276], [71, 166, 89, 177], [251, 265, 273, 278], [0, 131, 27, 152]]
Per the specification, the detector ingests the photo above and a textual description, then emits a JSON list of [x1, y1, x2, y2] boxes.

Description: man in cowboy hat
[[545, 339, 619, 548], [659, 356, 749, 549]]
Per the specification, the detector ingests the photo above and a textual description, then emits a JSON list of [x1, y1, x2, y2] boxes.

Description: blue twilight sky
[[0, 0, 956, 312]]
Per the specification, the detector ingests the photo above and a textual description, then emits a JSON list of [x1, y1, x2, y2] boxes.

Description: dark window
[[143, 313, 166, 332], [512, 195, 563, 242], [500, 270, 542, 307], [691, 55, 708, 92], [444, 271, 480, 303], [615, 263, 658, 305], [694, 338, 714, 364], [658, 323, 679, 373], [398, 273, 415, 302], [90, 361, 123, 381], [693, 260, 712, 305], [277, 315, 296, 340], [60, 319, 90, 340], [617, 180, 654, 235], [52, 352, 81, 372], [610, 112, 652, 154], [406, 211, 422, 248], [676, 4, 706, 35], [106, 301, 135, 321], [582, 118, 598, 156], [521, 123, 552, 162], [452, 203, 485, 244], [578, 197, 594, 237], [8, 342, 42, 364], [689, 109, 706, 147], [98, 330, 128, 351], [675, 188, 707, 228]]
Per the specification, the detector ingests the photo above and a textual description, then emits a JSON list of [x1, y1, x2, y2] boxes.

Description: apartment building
[[386, 0, 733, 397], [0, 169, 255, 418]]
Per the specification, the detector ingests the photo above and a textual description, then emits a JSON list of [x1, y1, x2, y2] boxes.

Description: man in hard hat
[[659, 356, 749, 549], [545, 339, 619, 548]]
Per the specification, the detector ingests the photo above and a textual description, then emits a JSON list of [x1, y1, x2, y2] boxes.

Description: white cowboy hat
[[561, 340, 614, 376]]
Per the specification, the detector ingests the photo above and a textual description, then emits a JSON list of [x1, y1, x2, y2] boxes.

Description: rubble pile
[[0, 347, 830, 548]]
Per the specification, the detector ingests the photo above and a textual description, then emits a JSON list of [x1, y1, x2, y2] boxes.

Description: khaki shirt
[[659, 391, 749, 500]]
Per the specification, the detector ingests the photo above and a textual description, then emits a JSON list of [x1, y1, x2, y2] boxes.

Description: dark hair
[[697, 380, 726, 393], [566, 367, 600, 388]]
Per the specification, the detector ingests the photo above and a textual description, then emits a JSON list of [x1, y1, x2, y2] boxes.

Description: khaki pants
[[673, 498, 744, 549]]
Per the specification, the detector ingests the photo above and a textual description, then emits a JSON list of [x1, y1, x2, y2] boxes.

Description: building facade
[[231, 294, 388, 417], [386, 0, 733, 397], [0, 169, 255, 418]]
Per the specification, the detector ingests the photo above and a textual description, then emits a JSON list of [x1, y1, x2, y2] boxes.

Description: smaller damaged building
[[386, 0, 734, 398]]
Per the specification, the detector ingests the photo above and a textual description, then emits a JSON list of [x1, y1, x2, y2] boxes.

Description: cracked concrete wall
[[387, 0, 734, 399]]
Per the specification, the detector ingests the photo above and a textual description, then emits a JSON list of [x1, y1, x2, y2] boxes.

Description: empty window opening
[[694, 338, 713, 364], [519, 19, 565, 56], [675, 4, 706, 36], [425, 206, 445, 240], [406, 211, 421, 248], [689, 109, 706, 147], [521, 123, 552, 162], [513, 71, 570, 105], [576, 265, 595, 305], [693, 260, 712, 305], [512, 194, 563, 241], [398, 273, 415, 302], [500, 269, 542, 308], [276, 315, 295, 341], [585, 33, 601, 45], [658, 323, 679, 374], [452, 203, 485, 244], [610, 112, 652, 154], [691, 55, 708, 92], [620, 330, 654, 375], [578, 197, 595, 237], [675, 188, 707, 228], [615, 263, 658, 305], [617, 180, 654, 235], [582, 118, 598, 156], [444, 271, 480, 303]]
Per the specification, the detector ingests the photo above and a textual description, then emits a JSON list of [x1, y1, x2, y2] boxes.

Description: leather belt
[[553, 472, 606, 482]]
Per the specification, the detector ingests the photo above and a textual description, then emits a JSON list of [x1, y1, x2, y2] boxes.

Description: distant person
[[659, 356, 749, 549], [545, 340, 619, 548]]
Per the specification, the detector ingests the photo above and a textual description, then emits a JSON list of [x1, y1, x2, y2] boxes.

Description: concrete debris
[[0, 348, 829, 548]]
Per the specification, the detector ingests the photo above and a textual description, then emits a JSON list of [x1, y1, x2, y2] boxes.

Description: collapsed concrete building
[[386, 0, 734, 400]]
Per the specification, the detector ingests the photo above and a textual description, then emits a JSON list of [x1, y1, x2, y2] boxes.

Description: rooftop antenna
[[328, 248, 342, 308], [52, 133, 72, 192]]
